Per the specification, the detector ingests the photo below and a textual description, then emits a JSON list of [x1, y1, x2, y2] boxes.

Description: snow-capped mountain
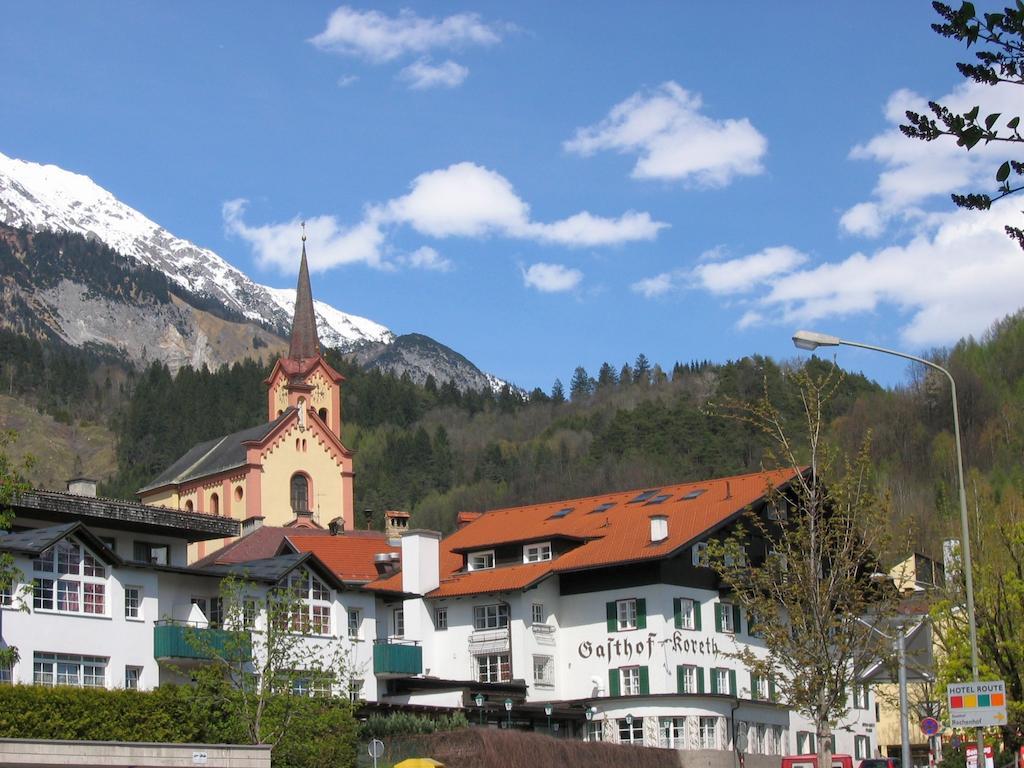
[[0, 150, 388, 350]]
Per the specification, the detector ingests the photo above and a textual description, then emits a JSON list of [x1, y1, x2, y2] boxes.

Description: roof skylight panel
[[628, 489, 660, 504], [589, 502, 616, 514], [547, 507, 574, 519], [682, 489, 707, 500], [644, 494, 672, 505]]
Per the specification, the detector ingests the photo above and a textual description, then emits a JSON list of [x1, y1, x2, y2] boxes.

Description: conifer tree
[[550, 378, 566, 403]]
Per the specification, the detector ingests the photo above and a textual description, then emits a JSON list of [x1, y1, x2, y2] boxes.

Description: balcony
[[154, 621, 251, 662], [373, 639, 422, 677]]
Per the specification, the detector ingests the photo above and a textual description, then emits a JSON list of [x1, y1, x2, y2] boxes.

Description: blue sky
[[3, 2, 1023, 390]]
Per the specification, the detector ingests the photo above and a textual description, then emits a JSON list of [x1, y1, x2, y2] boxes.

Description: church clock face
[[276, 384, 288, 410], [314, 379, 329, 403]]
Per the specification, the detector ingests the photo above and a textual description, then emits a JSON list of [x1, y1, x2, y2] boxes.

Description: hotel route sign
[[947, 681, 1007, 727]]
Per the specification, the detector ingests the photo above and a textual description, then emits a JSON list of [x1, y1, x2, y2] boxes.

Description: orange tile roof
[[285, 532, 400, 584], [366, 468, 800, 598]]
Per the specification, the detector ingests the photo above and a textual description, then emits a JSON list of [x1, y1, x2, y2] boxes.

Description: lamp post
[[793, 330, 982, 763], [625, 713, 634, 745], [475, 693, 485, 725], [545, 703, 553, 731], [505, 698, 513, 729], [859, 601, 912, 768]]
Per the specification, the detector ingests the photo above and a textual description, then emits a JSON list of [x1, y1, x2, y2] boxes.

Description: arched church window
[[291, 473, 309, 513], [234, 486, 243, 502], [185, 499, 194, 513], [318, 407, 328, 423], [210, 493, 219, 516]]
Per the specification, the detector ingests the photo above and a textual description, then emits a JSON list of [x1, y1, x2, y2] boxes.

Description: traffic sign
[[948, 681, 1007, 728], [921, 717, 941, 736], [368, 739, 384, 768]]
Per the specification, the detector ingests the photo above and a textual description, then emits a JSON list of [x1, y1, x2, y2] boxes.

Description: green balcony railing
[[373, 640, 422, 676], [154, 621, 252, 662]]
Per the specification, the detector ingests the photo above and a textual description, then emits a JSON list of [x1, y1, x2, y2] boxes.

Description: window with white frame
[[699, 716, 719, 749], [0, 661, 11, 685], [714, 667, 732, 695], [659, 716, 686, 748], [853, 683, 870, 709], [348, 678, 363, 702], [621, 665, 641, 696], [1, 582, 12, 607], [124, 586, 142, 620], [468, 550, 495, 571], [476, 653, 510, 683], [473, 603, 509, 630], [754, 723, 768, 755], [533, 655, 553, 686], [679, 664, 698, 693], [242, 598, 257, 629], [619, 717, 644, 745], [797, 731, 816, 754], [763, 723, 777, 755], [132, 541, 168, 565], [347, 608, 361, 638], [855, 735, 871, 760], [751, 672, 769, 700], [124, 666, 141, 690], [435, 606, 448, 630], [616, 598, 637, 630], [692, 541, 708, 566], [33, 653, 106, 688], [278, 568, 331, 635], [531, 603, 544, 625], [678, 597, 696, 629], [393, 608, 405, 637], [32, 539, 107, 616], [718, 602, 735, 633], [290, 675, 332, 697], [209, 597, 223, 628], [523, 542, 552, 563], [586, 720, 603, 742]]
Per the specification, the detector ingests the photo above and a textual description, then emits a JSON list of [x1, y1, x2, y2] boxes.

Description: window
[[621, 666, 641, 696], [277, 568, 332, 635], [124, 666, 141, 690], [797, 731, 816, 755], [675, 597, 697, 630], [531, 603, 544, 625], [242, 599, 257, 629], [99, 536, 116, 553], [717, 602, 736, 634], [318, 407, 328, 423], [712, 667, 736, 695], [476, 653, 510, 683], [533, 655, 553, 686], [699, 716, 719, 749], [619, 717, 644, 745], [767, 726, 782, 756], [124, 586, 142, 620], [32, 539, 107, 616], [1, 582, 12, 607], [617, 598, 637, 630], [853, 683, 870, 709], [468, 551, 495, 571], [209, 597, 224, 628], [33, 653, 106, 688], [523, 542, 552, 563], [692, 541, 708, 566], [290, 474, 309, 513], [587, 720, 604, 742], [348, 678, 363, 702], [678, 664, 700, 694], [434, 606, 448, 630], [185, 499, 195, 513], [0, 661, 11, 685], [393, 608, 405, 637], [347, 608, 362, 638], [291, 675, 331, 697], [133, 541, 168, 565], [755, 723, 768, 755], [855, 735, 871, 760], [473, 603, 509, 630], [659, 716, 686, 748], [750, 673, 769, 700], [191, 596, 208, 617], [210, 493, 219, 516]]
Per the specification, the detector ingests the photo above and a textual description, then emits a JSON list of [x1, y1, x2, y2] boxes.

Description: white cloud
[[226, 162, 665, 274], [336, 74, 359, 87], [631, 272, 676, 298], [564, 81, 767, 186], [399, 59, 468, 89], [839, 202, 885, 238], [309, 6, 502, 62], [692, 246, 809, 295], [223, 199, 386, 272], [521, 262, 583, 293], [402, 246, 452, 271]]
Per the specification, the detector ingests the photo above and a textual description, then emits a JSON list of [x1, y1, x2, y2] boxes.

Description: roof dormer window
[[468, 550, 495, 571], [523, 542, 552, 563]]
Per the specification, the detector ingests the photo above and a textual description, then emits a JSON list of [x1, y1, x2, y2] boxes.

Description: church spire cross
[[288, 225, 320, 361]]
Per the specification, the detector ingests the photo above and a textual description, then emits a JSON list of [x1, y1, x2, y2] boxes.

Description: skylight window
[[644, 494, 672, 505], [547, 507, 574, 520], [682, 489, 707, 500], [628, 489, 660, 504], [589, 502, 615, 514]]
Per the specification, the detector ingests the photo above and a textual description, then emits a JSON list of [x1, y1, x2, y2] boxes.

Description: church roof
[[138, 409, 294, 494], [288, 239, 319, 361]]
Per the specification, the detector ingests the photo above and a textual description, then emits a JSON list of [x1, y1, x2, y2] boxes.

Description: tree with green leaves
[[707, 367, 900, 768], [569, 366, 593, 401], [0, 431, 33, 673], [902, 1, 1024, 247]]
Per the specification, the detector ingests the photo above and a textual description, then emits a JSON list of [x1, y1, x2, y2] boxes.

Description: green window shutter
[[714, 604, 723, 633], [697, 667, 705, 694], [639, 666, 650, 695], [636, 598, 647, 629], [729, 669, 737, 696], [710, 668, 720, 694], [751, 673, 760, 699], [733, 605, 742, 634], [608, 668, 620, 697], [606, 601, 617, 632], [676, 665, 685, 694], [673, 597, 682, 629], [693, 599, 702, 630], [768, 678, 777, 702]]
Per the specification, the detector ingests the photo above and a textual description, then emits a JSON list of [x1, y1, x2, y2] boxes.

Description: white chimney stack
[[650, 515, 668, 543], [401, 530, 441, 595]]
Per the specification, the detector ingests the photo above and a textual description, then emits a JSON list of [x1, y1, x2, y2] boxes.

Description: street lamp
[[475, 693, 485, 725], [505, 698, 513, 729], [793, 329, 982, 760], [545, 703, 553, 731], [860, 586, 913, 768]]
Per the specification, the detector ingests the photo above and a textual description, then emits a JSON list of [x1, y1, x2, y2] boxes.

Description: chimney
[[725, 480, 732, 500], [374, 552, 396, 576], [649, 515, 668, 543], [401, 530, 441, 595], [363, 509, 374, 530], [385, 510, 411, 539], [328, 516, 346, 535], [241, 516, 264, 537], [66, 478, 98, 497], [456, 511, 483, 529]]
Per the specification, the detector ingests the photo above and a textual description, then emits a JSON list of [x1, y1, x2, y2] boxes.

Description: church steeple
[[288, 223, 320, 361]]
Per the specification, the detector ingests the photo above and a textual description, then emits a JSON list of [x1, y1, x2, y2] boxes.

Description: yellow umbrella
[[393, 760, 445, 768]]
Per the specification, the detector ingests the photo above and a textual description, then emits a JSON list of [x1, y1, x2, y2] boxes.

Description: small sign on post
[[948, 681, 1007, 728], [966, 744, 994, 768], [921, 717, 941, 737]]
